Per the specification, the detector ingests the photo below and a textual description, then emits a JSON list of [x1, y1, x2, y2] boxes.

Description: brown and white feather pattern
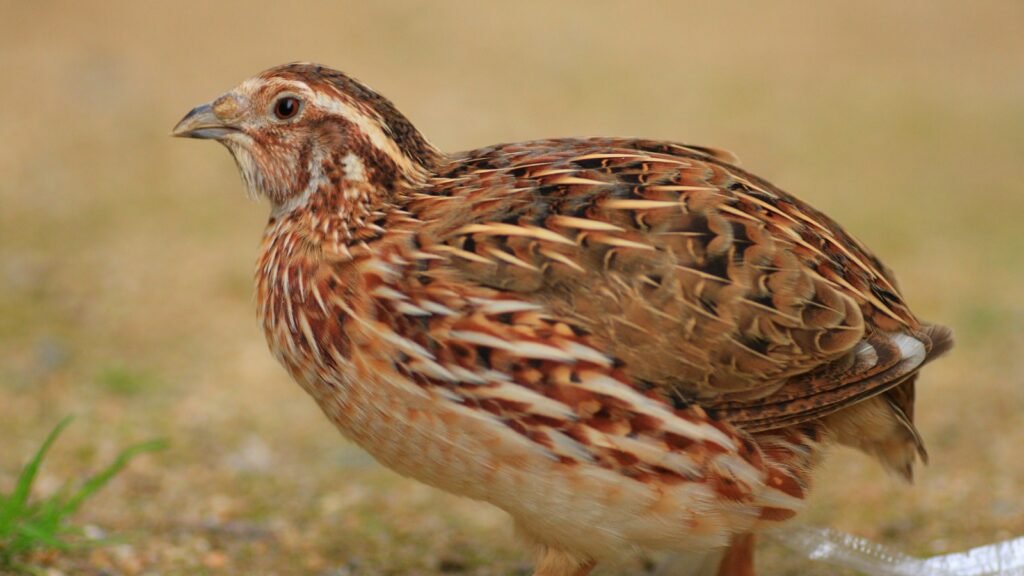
[[178, 63, 952, 576]]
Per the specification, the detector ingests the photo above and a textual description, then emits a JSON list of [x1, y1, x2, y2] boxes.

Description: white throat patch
[[342, 153, 367, 183]]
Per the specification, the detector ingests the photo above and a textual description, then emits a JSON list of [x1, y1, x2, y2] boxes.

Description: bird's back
[[408, 138, 951, 453]]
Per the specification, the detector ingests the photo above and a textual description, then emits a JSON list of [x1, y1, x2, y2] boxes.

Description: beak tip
[[172, 103, 231, 140]]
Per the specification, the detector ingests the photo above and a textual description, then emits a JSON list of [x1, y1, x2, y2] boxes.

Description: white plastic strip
[[770, 526, 1024, 576]]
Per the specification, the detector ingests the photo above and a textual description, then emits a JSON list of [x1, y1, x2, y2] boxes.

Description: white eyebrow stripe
[[237, 77, 430, 184], [309, 90, 427, 181]]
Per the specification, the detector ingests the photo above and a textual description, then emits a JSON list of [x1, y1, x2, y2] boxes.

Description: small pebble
[[203, 550, 229, 569]]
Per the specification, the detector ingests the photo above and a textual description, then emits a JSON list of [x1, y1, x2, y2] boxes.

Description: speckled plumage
[[174, 63, 952, 576]]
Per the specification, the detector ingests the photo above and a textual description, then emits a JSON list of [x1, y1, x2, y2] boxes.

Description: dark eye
[[273, 96, 301, 120]]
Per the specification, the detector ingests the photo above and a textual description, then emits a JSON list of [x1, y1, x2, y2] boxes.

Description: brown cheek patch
[[293, 138, 312, 193]]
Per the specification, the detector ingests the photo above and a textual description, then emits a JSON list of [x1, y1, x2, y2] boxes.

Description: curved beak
[[172, 103, 235, 139]]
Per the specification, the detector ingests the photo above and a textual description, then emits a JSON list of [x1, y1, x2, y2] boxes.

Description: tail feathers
[[921, 323, 954, 365], [886, 323, 953, 470], [715, 323, 952, 440], [829, 323, 953, 481], [886, 393, 927, 465]]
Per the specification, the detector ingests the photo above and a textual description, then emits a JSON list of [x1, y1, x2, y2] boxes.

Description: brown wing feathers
[[416, 139, 950, 435], [715, 324, 953, 432]]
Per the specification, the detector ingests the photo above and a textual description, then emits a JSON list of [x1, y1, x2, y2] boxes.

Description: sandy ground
[[2, 2, 1023, 574]]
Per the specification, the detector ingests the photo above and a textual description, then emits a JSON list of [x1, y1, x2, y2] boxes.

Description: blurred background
[[1, 1, 1022, 574]]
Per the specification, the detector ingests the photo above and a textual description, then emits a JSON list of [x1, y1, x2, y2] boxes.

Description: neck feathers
[[269, 147, 395, 262]]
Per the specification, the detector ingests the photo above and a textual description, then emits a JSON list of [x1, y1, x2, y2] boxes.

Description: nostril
[[212, 94, 244, 120]]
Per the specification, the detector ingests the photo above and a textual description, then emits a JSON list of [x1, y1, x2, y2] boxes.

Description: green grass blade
[[0, 417, 74, 529], [60, 438, 168, 516], [14, 520, 68, 552], [0, 418, 167, 569]]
